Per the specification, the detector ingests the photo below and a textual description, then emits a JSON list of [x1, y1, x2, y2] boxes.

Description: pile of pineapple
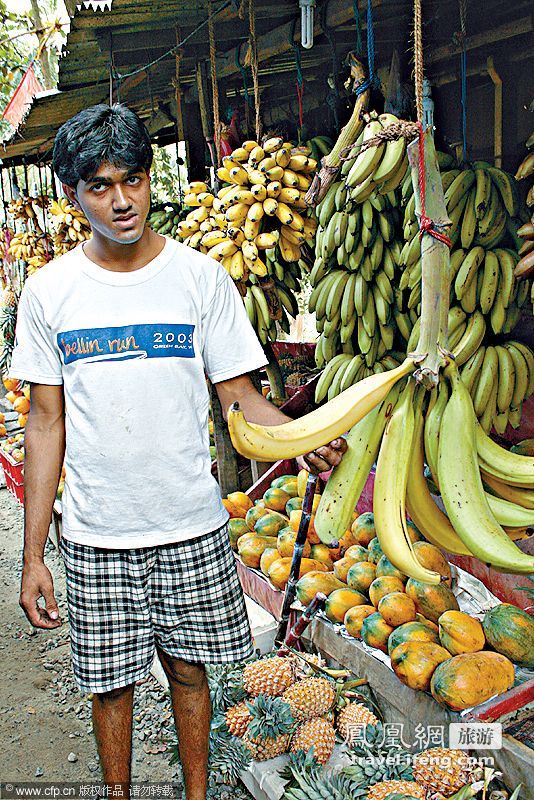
[[220, 653, 483, 800]]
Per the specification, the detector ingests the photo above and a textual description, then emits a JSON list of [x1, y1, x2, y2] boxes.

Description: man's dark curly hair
[[53, 103, 153, 187]]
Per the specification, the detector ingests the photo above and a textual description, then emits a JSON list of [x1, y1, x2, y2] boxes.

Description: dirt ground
[[0, 487, 253, 799]]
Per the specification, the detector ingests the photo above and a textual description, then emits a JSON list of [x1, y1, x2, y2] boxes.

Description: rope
[[413, 0, 424, 122], [289, 18, 305, 134], [321, 0, 340, 131], [354, 0, 380, 97], [208, 0, 221, 164], [248, 0, 262, 141], [235, 42, 252, 133], [353, 0, 363, 55], [459, 0, 468, 161], [417, 122, 452, 248]]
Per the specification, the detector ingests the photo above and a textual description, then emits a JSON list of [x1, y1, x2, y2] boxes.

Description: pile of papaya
[[225, 482, 534, 713]]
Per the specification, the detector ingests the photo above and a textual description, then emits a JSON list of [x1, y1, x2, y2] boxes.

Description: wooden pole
[[486, 56, 503, 168], [209, 381, 241, 496]]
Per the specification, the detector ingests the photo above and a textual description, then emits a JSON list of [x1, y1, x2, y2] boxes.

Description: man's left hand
[[297, 437, 348, 475]]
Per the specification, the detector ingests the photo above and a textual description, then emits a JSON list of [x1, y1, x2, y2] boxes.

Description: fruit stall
[[0, 0, 533, 798]]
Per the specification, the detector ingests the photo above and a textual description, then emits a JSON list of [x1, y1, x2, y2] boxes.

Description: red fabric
[[2, 64, 43, 128], [418, 123, 453, 248]]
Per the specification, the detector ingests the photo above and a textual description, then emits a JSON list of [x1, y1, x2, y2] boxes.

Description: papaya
[[411, 541, 452, 586], [405, 579, 459, 623], [415, 613, 439, 633], [406, 520, 422, 542], [367, 537, 384, 564], [297, 468, 310, 498], [222, 498, 248, 519], [286, 496, 303, 515], [310, 544, 335, 571], [482, 603, 534, 668], [238, 534, 279, 569], [296, 571, 345, 605], [438, 611, 485, 655], [271, 475, 298, 497], [228, 518, 250, 550], [510, 438, 534, 456], [376, 555, 407, 583], [263, 487, 291, 512], [369, 576, 405, 608], [388, 621, 440, 655], [344, 605, 377, 638], [268, 558, 327, 591], [325, 588, 367, 623], [333, 556, 360, 584], [351, 512, 376, 547], [390, 641, 451, 691], [245, 504, 269, 531], [255, 511, 289, 538], [378, 592, 417, 627], [254, 499, 266, 507], [344, 545, 370, 563], [346, 561, 377, 594], [431, 652, 515, 710], [361, 611, 394, 652], [226, 491, 253, 513], [277, 526, 311, 558], [260, 547, 281, 576], [338, 529, 356, 554], [289, 510, 319, 544]]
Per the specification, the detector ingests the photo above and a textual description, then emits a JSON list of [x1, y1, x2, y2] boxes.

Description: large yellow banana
[[374, 382, 442, 584], [228, 359, 415, 461], [438, 364, 534, 573], [482, 471, 534, 510], [423, 379, 448, 486], [406, 390, 474, 556], [485, 493, 534, 528], [475, 423, 534, 488], [315, 385, 400, 545]]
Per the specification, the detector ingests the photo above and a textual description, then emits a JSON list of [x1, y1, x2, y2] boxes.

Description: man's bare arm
[[215, 374, 346, 473], [19, 383, 65, 628]]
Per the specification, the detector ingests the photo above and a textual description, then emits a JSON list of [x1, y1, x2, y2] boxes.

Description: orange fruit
[[13, 396, 30, 415], [2, 377, 20, 392], [0, 424, 6, 437], [227, 491, 253, 512], [5, 390, 22, 406], [0, 412, 4, 423], [22, 385, 30, 400], [18, 413, 28, 428]]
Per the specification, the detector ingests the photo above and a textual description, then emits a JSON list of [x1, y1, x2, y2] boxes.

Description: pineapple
[[225, 701, 252, 738], [2, 288, 16, 308], [367, 780, 426, 800], [290, 717, 336, 765], [242, 695, 295, 761], [243, 656, 295, 697], [337, 702, 379, 744], [413, 748, 483, 797], [291, 651, 325, 679], [282, 677, 336, 721]]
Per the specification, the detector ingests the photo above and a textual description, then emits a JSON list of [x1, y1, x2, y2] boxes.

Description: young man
[[11, 104, 346, 799]]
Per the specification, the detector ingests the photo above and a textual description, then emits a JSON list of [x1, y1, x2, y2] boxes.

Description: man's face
[[65, 161, 151, 245]]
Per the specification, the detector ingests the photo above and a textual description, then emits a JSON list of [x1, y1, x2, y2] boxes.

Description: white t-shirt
[[10, 237, 268, 548]]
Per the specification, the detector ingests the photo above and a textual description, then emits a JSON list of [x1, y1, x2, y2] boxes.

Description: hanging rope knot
[[417, 122, 453, 248]]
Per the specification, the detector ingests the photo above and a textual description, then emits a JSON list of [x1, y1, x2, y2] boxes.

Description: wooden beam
[[426, 16, 533, 64]]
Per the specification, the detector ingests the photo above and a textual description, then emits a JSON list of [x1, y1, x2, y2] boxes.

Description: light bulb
[[300, 0, 315, 49]]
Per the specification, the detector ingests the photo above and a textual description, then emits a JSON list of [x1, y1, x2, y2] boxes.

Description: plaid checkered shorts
[[59, 524, 253, 694]]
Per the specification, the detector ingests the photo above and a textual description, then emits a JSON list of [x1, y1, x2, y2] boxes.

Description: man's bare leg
[[156, 648, 210, 800], [92, 683, 134, 797]]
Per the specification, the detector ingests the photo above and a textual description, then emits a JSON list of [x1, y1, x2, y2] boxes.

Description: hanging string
[[353, 0, 363, 55], [208, 0, 221, 163], [248, 0, 262, 141], [354, 0, 380, 98], [235, 42, 252, 133], [413, 0, 452, 250], [458, 0, 468, 162], [321, 0, 340, 131], [289, 18, 305, 134]]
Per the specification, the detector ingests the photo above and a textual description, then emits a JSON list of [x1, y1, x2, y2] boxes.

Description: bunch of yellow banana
[[49, 197, 92, 253], [148, 204, 186, 238], [8, 195, 48, 226], [313, 371, 534, 579], [341, 112, 411, 198], [7, 231, 52, 273]]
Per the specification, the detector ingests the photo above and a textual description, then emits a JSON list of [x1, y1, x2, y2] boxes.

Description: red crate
[[0, 450, 24, 505]]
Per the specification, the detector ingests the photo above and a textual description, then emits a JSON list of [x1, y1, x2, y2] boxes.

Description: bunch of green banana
[[310, 181, 404, 396], [305, 135, 334, 166], [340, 112, 411, 198], [242, 253, 303, 345], [148, 204, 186, 238]]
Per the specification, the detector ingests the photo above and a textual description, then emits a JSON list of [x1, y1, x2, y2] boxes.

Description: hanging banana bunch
[[148, 203, 187, 238], [514, 127, 534, 280], [177, 135, 328, 344], [49, 198, 92, 256]]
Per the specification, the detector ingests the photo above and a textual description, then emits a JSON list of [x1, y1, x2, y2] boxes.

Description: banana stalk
[[305, 55, 370, 206], [407, 130, 452, 389]]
